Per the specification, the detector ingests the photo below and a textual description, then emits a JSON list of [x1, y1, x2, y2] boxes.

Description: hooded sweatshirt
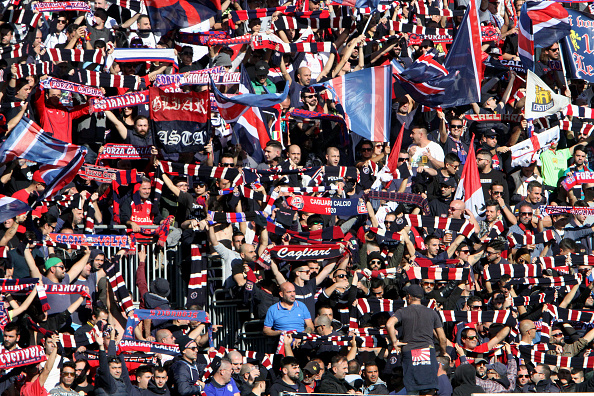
[[453, 365, 485, 396]]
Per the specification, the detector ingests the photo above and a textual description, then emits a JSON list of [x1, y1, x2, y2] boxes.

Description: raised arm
[[66, 248, 92, 280], [24, 247, 42, 279], [104, 110, 128, 140]]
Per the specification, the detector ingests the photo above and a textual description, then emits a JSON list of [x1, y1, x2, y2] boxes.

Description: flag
[[324, 65, 391, 142], [145, 0, 221, 34], [0, 196, 31, 223], [392, 0, 482, 108], [0, 118, 87, 200], [454, 136, 484, 219], [518, 1, 570, 70], [525, 70, 570, 119], [510, 126, 559, 167], [210, 67, 289, 162]]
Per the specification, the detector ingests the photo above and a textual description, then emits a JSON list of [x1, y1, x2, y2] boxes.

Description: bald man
[[519, 320, 537, 345], [263, 282, 314, 336], [289, 67, 317, 107], [228, 350, 243, 375], [232, 244, 257, 288]]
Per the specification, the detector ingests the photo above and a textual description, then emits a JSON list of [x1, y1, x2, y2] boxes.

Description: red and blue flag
[[518, 1, 570, 70], [324, 65, 391, 142], [0, 117, 87, 200], [392, 0, 482, 108], [145, 0, 221, 34], [210, 67, 289, 162]]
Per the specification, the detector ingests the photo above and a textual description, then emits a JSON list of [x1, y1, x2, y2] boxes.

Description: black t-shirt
[[393, 304, 443, 352], [293, 280, 317, 319]]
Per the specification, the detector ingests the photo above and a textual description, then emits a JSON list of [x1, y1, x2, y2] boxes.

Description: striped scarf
[[33, 1, 92, 12], [537, 254, 594, 267], [4, 9, 42, 26], [0, 43, 31, 60], [252, 35, 337, 54], [13, 62, 53, 79], [511, 291, 556, 307], [73, 70, 141, 90], [406, 267, 470, 281], [273, 15, 352, 30], [565, 105, 594, 119], [367, 192, 430, 215], [405, 215, 478, 235], [386, 21, 450, 35], [188, 241, 208, 308], [208, 211, 260, 225], [160, 161, 242, 185], [508, 274, 581, 287], [439, 310, 516, 326], [103, 255, 134, 314], [265, 218, 345, 243], [43, 49, 104, 64], [349, 297, 436, 328], [507, 229, 556, 248], [519, 344, 594, 368], [559, 120, 594, 138]]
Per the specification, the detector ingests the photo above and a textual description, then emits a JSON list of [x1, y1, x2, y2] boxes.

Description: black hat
[[254, 370, 268, 382], [405, 284, 424, 299], [150, 278, 170, 298], [254, 60, 270, 76], [176, 335, 194, 352], [480, 93, 496, 106], [484, 128, 498, 138], [367, 252, 385, 263], [440, 178, 457, 188]]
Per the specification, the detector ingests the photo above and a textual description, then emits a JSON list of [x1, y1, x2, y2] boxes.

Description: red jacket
[[33, 87, 89, 143]]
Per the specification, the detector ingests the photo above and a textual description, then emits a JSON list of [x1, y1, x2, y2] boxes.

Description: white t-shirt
[[410, 141, 445, 170]]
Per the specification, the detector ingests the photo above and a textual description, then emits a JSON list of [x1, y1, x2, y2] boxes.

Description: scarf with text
[[89, 90, 149, 113], [0, 278, 88, 311], [0, 346, 46, 370], [367, 191, 430, 214], [118, 340, 180, 356], [45, 233, 130, 248], [560, 172, 594, 190], [286, 195, 367, 216], [265, 218, 345, 243], [124, 309, 210, 339], [208, 211, 260, 225], [41, 77, 103, 98], [464, 114, 523, 122], [32, 1, 91, 11], [268, 244, 344, 262]]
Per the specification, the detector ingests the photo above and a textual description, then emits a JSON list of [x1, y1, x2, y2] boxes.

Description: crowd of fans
[[2, 0, 594, 395]]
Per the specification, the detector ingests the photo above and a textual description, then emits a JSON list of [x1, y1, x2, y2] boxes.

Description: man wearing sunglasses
[[171, 336, 206, 396], [509, 203, 543, 258], [50, 362, 78, 396], [438, 113, 469, 165]]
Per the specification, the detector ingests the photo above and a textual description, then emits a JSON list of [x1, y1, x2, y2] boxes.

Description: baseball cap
[[303, 361, 320, 375], [486, 362, 507, 377], [440, 178, 457, 188], [44, 257, 63, 270], [213, 53, 232, 67], [484, 129, 497, 138], [405, 284, 424, 299], [254, 60, 269, 76]]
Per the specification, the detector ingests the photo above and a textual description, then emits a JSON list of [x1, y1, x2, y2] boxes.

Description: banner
[[118, 339, 180, 356], [286, 195, 368, 216], [154, 68, 240, 86], [46, 233, 131, 248], [32, 1, 91, 11], [408, 25, 499, 45], [97, 144, 153, 161], [540, 204, 594, 215], [149, 87, 211, 154], [78, 164, 121, 183], [499, 59, 527, 73], [465, 114, 524, 122], [562, 9, 594, 82], [41, 77, 103, 98], [268, 244, 343, 261], [0, 346, 46, 370], [525, 71, 570, 119], [89, 90, 149, 113], [561, 171, 594, 190], [124, 309, 209, 339], [510, 126, 560, 167]]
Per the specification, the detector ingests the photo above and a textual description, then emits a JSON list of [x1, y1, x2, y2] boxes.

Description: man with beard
[[429, 178, 456, 217], [25, 249, 91, 316], [148, 367, 171, 396], [475, 240, 508, 288], [547, 324, 594, 357], [73, 359, 93, 396], [203, 359, 240, 396], [269, 357, 306, 396], [477, 150, 508, 205], [236, 364, 260, 396], [71, 251, 105, 326], [50, 362, 79, 396], [509, 203, 543, 258], [438, 115, 469, 164], [74, 307, 108, 351], [1, 322, 20, 353], [33, 86, 90, 143], [476, 201, 505, 247]]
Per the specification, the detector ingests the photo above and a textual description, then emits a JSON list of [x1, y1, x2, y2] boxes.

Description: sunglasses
[[465, 335, 478, 340], [336, 274, 347, 279], [57, 19, 67, 23], [492, 191, 503, 195], [303, 95, 316, 99], [220, 163, 234, 167], [451, 124, 463, 129], [398, 157, 409, 162], [470, 305, 482, 310], [362, 147, 373, 152], [62, 372, 76, 377], [460, 249, 470, 253], [519, 212, 533, 216], [518, 374, 530, 378], [131, 43, 143, 48], [195, 183, 206, 188], [549, 47, 560, 52]]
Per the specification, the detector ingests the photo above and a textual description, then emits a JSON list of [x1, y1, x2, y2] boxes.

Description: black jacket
[[269, 379, 306, 396], [95, 342, 133, 396], [316, 372, 353, 394], [522, 379, 560, 393]]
